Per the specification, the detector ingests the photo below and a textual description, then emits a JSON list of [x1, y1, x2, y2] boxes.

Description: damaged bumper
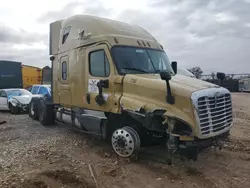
[[17, 103, 29, 112], [178, 131, 230, 160]]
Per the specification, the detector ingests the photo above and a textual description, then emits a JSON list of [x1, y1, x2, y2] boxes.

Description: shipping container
[[0, 60, 23, 89], [22, 65, 42, 89]]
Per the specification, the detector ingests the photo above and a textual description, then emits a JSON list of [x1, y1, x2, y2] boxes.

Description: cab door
[[83, 44, 117, 112], [0, 90, 8, 110], [59, 55, 71, 106]]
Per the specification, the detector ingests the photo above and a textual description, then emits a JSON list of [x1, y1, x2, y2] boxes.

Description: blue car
[[27, 84, 51, 97], [27, 85, 52, 119]]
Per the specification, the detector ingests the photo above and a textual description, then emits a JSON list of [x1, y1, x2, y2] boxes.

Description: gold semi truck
[[29, 15, 233, 160]]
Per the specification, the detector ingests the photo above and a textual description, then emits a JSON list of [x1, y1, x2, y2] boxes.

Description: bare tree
[[188, 67, 203, 79], [211, 72, 216, 80]]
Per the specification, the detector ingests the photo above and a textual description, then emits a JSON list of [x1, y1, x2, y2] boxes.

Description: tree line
[[188, 67, 250, 80]]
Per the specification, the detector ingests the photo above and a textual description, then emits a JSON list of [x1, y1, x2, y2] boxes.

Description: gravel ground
[[0, 93, 250, 188]]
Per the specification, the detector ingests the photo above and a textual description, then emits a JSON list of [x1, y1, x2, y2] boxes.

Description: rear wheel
[[38, 99, 54, 126], [9, 104, 14, 114], [13, 106, 20, 114]]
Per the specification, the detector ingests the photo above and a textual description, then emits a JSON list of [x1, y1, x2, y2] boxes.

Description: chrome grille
[[197, 93, 233, 135]]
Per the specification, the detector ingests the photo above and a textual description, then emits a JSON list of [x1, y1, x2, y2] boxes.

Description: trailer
[[29, 14, 233, 160], [22, 65, 42, 89], [0, 60, 23, 89], [239, 78, 250, 92]]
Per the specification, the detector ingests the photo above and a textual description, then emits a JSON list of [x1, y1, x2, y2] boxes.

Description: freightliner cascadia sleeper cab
[[29, 15, 233, 160]]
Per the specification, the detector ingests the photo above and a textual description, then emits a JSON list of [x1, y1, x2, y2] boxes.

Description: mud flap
[[38, 98, 54, 126]]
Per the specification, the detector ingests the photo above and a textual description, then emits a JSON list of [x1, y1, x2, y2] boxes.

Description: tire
[[9, 104, 14, 114], [9, 103, 20, 115], [38, 99, 54, 126], [13, 106, 20, 115], [29, 98, 40, 120]]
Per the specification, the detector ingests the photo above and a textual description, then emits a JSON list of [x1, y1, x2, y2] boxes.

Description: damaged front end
[[9, 98, 29, 113], [122, 106, 230, 161], [118, 70, 233, 160]]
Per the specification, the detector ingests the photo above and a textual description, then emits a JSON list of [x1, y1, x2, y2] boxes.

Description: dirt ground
[[0, 93, 249, 188]]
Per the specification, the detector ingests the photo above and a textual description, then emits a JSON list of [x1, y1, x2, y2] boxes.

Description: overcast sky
[[0, 0, 249, 74]]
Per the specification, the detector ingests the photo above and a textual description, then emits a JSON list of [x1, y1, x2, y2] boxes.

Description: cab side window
[[62, 26, 71, 44], [62, 61, 67, 80], [89, 50, 110, 77]]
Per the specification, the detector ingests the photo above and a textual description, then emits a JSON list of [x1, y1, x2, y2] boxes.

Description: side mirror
[[217, 72, 226, 81], [160, 71, 175, 105], [160, 71, 171, 81], [95, 79, 109, 106], [171, 61, 177, 74]]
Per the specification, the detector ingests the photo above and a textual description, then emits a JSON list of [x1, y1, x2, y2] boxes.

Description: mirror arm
[[166, 81, 175, 104]]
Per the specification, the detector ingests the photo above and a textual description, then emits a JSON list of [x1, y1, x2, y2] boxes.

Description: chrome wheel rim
[[112, 126, 140, 157]]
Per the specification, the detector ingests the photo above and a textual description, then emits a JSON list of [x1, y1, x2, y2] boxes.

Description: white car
[[0, 88, 34, 114]]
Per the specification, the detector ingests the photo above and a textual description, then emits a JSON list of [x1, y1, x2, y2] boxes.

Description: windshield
[[6, 89, 32, 97], [111, 46, 174, 75], [21, 89, 33, 96]]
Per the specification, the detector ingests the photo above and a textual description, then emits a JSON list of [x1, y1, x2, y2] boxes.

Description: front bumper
[[17, 103, 29, 112], [178, 131, 230, 160]]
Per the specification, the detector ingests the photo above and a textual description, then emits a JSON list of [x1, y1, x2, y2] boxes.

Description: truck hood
[[120, 73, 220, 129], [135, 74, 219, 91], [171, 75, 219, 90]]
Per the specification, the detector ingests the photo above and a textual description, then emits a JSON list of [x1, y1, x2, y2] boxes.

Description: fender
[[9, 98, 19, 107]]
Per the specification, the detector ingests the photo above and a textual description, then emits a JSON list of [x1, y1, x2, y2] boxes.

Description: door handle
[[86, 93, 90, 104]]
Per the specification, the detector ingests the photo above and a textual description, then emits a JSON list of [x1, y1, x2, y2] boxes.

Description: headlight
[[167, 117, 193, 136]]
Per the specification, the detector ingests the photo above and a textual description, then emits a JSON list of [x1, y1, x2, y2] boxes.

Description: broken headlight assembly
[[166, 117, 193, 136]]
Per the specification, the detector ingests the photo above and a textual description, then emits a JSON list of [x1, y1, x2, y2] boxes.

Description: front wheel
[[9, 104, 19, 115], [9, 104, 14, 114], [29, 98, 39, 120], [111, 126, 141, 158], [13, 106, 20, 114]]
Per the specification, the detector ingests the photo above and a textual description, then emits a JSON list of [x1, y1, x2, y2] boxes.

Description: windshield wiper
[[121, 68, 149, 73]]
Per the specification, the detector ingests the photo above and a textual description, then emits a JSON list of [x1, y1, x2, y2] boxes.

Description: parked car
[[25, 85, 52, 119], [0, 88, 33, 114], [26, 84, 51, 97]]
